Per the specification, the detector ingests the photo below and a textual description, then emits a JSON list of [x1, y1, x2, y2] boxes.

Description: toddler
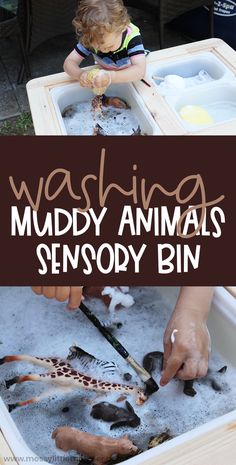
[[63, 0, 146, 91]]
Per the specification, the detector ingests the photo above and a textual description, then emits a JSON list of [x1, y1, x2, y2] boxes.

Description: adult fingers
[[67, 287, 83, 310], [32, 287, 43, 295], [55, 287, 71, 302], [42, 287, 56, 299]]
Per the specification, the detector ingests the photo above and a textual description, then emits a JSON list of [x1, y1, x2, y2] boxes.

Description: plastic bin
[[50, 82, 162, 135]]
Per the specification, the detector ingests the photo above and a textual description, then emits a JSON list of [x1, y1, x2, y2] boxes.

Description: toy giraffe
[[0, 351, 147, 411]]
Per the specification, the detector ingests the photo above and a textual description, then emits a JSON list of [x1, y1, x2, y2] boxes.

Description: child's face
[[93, 30, 124, 53]]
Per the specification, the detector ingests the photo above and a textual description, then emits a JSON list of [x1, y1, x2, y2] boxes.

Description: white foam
[[63, 101, 140, 135], [1, 287, 236, 465]]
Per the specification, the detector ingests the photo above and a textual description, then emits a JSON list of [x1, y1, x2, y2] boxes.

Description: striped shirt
[[74, 23, 145, 70]]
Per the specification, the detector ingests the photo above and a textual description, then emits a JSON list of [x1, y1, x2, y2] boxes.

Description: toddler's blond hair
[[73, 0, 130, 48]]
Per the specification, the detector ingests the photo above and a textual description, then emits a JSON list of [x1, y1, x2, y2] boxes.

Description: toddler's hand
[[92, 70, 111, 88], [79, 71, 93, 88], [160, 308, 211, 386], [32, 286, 83, 310]]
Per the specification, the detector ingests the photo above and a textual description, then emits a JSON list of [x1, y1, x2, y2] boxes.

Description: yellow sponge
[[86, 68, 108, 95], [179, 105, 214, 125]]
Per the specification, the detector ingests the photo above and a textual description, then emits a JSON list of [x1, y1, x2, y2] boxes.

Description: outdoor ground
[[0, 7, 190, 135]]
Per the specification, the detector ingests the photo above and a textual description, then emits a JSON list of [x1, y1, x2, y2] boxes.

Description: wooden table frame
[[26, 39, 236, 136]]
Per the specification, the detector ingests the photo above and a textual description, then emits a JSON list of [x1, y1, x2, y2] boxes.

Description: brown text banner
[[0, 136, 235, 285]]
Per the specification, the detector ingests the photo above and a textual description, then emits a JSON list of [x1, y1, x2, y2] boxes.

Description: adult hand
[[32, 286, 83, 310]]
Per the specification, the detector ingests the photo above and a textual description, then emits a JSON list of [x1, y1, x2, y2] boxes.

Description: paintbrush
[[79, 301, 159, 396], [141, 78, 151, 87]]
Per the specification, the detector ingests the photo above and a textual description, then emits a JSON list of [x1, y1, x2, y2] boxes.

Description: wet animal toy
[[131, 125, 141, 136], [143, 351, 163, 374], [91, 400, 140, 429], [92, 121, 142, 136], [142, 351, 228, 397], [1, 352, 147, 411], [91, 94, 130, 118], [148, 431, 173, 449], [67, 345, 119, 376], [101, 95, 130, 110], [93, 123, 108, 136], [183, 380, 197, 397], [92, 95, 130, 112], [187, 365, 228, 396], [52, 427, 138, 465], [82, 287, 133, 328]]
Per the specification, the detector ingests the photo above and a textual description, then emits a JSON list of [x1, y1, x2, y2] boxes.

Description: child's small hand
[[92, 70, 112, 89], [79, 71, 93, 88], [32, 286, 83, 310], [160, 308, 211, 386]]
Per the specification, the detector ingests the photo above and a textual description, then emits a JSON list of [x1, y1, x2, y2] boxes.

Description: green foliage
[[0, 112, 34, 135], [1, 1, 17, 13]]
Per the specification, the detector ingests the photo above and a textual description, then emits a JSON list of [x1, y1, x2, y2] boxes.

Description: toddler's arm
[[32, 286, 83, 310], [63, 50, 93, 88], [93, 55, 146, 87], [160, 287, 214, 386]]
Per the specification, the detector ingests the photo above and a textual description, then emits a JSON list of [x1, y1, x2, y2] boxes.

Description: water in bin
[[171, 1, 236, 50]]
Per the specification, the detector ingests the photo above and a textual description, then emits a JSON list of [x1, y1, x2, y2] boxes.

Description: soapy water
[[203, 101, 236, 124], [62, 101, 140, 135], [1, 287, 236, 465]]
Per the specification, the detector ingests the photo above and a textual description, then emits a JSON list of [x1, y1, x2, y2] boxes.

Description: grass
[[0, 112, 34, 135]]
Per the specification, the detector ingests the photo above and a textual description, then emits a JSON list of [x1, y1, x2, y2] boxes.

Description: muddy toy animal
[[142, 350, 228, 397], [1, 352, 147, 411], [131, 125, 142, 136], [92, 122, 141, 137], [93, 123, 109, 136], [101, 95, 130, 109], [91, 95, 130, 116], [143, 351, 164, 374], [186, 365, 228, 396], [183, 379, 197, 397], [52, 427, 138, 465], [148, 431, 173, 449], [91, 400, 140, 429]]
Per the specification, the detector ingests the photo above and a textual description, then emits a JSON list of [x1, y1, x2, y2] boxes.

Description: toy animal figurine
[[131, 125, 142, 136], [148, 431, 173, 449], [91, 400, 140, 429], [183, 379, 197, 397], [83, 286, 134, 327], [101, 95, 130, 109], [92, 124, 142, 137], [1, 352, 147, 411], [52, 427, 138, 465], [67, 345, 119, 376], [142, 350, 228, 397], [142, 351, 164, 374]]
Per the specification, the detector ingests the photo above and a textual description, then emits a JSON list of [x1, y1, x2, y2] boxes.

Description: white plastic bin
[[50, 82, 162, 136], [165, 81, 236, 132], [0, 287, 236, 465], [147, 52, 234, 87]]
